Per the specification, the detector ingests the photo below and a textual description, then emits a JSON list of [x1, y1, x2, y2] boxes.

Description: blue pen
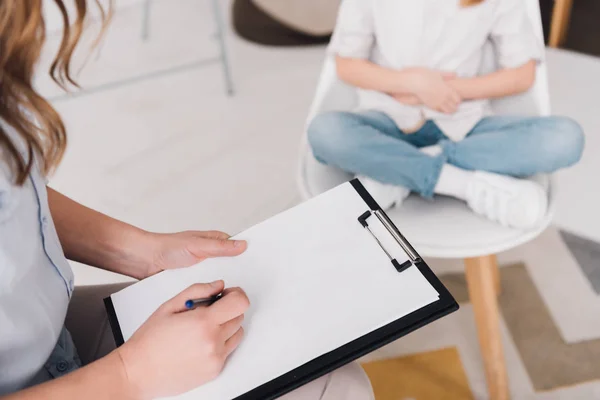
[[185, 293, 223, 309]]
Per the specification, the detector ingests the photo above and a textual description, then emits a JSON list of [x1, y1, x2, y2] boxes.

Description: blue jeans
[[308, 111, 585, 198]]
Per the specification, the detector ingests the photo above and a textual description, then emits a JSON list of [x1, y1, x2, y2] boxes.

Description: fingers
[[223, 327, 244, 356], [441, 104, 458, 114], [191, 236, 247, 258], [451, 90, 461, 104], [448, 98, 460, 113], [436, 101, 453, 114], [220, 314, 244, 341], [162, 281, 225, 314], [439, 100, 458, 114], [437, 89, 461, 114], [195, 231, 230, 240], [440, 71, 456, 80], [394, 94, 421, 106], [209, 287, 250, 324]]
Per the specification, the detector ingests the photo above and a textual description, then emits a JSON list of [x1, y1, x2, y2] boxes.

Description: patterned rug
[[360, 227, 600, 400]]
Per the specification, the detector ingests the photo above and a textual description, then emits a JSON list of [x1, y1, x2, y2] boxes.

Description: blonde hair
[[0, 0, 110, 185], [461, 0, 485, 6]]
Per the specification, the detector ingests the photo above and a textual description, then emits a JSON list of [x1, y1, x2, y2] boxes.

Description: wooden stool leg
[[465, 255, 509, 400], [490, 254, 501, 296], [550, 0, 574, 48]]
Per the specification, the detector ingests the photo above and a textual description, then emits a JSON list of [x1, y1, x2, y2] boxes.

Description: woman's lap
[[30, 283, 131, 388], [65, 283, 132, 365]]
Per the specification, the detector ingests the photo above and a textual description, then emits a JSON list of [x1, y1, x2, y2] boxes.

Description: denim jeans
[[308, 111, 585, 198]]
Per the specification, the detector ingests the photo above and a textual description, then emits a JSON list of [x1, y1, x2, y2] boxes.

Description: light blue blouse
[[0, 139, 76, 394]]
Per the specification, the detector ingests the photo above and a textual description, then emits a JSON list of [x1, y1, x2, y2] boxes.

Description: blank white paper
[[110, 182, 440, 400]]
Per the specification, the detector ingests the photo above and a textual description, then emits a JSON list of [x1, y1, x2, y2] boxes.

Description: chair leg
[[465, 255, 509, 400], [490, 254, 501, 296], [549, 0, 574, 48], [210, 0, 235, 96], [141, 0, 152, 41]]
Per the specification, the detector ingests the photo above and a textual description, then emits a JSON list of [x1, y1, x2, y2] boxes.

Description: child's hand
[[405, 68, 461, 114], [391, 93, 422, 106]]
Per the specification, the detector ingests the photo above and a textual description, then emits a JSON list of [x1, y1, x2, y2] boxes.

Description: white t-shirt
[[0, 130, 74, 394], [328, 0, 544, 140]]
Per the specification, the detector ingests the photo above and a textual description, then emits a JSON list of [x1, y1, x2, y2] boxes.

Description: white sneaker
[[465, 171, 548, 229], [358, 176, 410, 210]]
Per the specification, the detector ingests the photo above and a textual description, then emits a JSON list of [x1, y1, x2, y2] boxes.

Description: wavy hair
[[0, 0, 109, 185]]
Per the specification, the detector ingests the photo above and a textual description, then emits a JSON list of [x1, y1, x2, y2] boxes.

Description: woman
[[308, 0, 585, 229], [0, 1, 373, 399]]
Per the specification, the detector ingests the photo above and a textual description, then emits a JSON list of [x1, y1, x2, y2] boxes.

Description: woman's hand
[[404, 68, 461, 114], [47, 189, 248, 280], [116, 281, 249, 400], [140, 231, 247, 279]]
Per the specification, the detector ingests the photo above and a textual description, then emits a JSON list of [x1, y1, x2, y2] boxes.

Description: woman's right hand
[[404, 68, 461, 114], [115, 281, 249, 400]]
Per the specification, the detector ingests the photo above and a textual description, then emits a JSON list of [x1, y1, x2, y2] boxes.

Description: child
[[308, 0, 584, 229]]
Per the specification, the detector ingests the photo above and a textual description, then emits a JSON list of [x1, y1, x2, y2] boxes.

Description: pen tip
[[185, 300, 193, 309]]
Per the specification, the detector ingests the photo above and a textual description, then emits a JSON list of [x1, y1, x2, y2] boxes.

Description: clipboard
[[104, 179, 459, 400]]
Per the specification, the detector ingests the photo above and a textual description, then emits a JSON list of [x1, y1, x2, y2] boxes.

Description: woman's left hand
[[141, 231, 247, 278]]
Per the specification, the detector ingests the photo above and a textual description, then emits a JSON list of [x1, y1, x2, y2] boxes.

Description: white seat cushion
[[300, 151, 555, 259]]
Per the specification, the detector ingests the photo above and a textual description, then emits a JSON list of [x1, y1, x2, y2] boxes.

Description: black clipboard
[[104, 178, 459, 400]]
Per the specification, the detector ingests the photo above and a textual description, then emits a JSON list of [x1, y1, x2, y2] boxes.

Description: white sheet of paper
[[110, 182, 440, 400]]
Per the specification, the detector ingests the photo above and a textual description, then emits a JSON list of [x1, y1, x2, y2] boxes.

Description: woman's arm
[[1, 353, 134, 400], [336, 56, 461, 114], [446, 60, 536, 101], [1, 283, 249, 400], [48, 188, 153, 279], [47, 188, 246, 279]]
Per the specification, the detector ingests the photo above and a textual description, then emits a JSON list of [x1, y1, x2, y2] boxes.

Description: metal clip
[[358, 210, 417, 273]]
